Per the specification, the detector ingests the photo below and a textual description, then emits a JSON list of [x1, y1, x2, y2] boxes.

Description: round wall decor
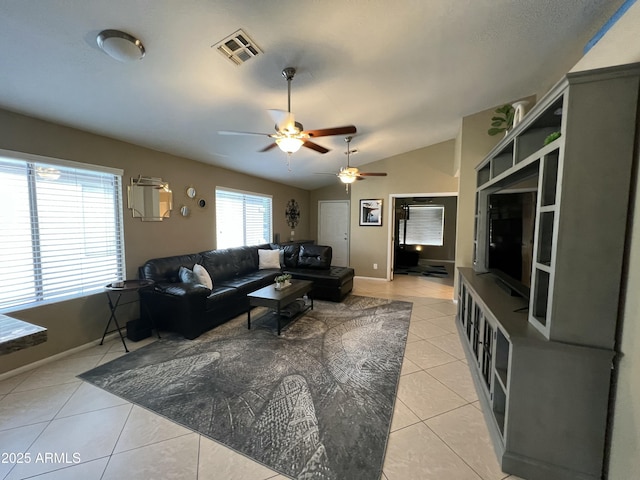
[[285, 198, 300, 228]]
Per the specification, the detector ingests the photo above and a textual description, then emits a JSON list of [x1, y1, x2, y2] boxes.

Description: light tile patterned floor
[[0, 275, 523, 480]]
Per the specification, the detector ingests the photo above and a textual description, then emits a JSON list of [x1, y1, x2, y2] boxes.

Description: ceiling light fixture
[[338, 171, 357, 184], [276, 137, 304, 154], [97, 29, 145, 62]]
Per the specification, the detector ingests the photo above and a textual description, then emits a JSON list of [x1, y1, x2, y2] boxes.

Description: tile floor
[[0, 275, 523, 480]]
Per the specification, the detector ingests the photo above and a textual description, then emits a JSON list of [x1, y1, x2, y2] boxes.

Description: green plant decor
[[488, 104, 515, 136], [544, 131, 561, 145]]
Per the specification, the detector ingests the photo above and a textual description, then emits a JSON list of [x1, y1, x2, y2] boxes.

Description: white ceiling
[[0, 0, 624, 190]]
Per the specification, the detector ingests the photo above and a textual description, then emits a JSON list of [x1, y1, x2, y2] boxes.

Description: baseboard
[[0, 332, 121, 382], [353, 275, 388, 281], [502, 451, 600, 480]]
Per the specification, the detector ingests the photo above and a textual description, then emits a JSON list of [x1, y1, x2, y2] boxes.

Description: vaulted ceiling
[[0, 1, 624, 189]]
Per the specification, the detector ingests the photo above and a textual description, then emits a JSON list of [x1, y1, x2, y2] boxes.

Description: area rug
[[79, 295, 412, 480], [394, 264, 449, 277]]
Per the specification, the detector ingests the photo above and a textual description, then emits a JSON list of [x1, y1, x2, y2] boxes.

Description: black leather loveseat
[[138, 243, 354, 339]]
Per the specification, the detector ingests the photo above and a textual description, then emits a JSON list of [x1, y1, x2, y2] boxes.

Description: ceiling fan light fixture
[[97, 29, 145, 62], [276, 137, 304, 153], [338, 172, 357, 184]]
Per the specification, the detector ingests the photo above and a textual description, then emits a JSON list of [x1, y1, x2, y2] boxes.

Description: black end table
[[103, 279, 159, 352]]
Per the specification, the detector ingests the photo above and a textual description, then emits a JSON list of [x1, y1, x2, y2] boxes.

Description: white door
[[318, 200, 349, 266]]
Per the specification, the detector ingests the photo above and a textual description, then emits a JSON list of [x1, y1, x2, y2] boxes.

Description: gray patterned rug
[[79, 295, 412, 480]]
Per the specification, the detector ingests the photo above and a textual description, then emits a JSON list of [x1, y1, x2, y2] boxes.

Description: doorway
[[387, 193, 457, 282], [318, 200, 350, 266]]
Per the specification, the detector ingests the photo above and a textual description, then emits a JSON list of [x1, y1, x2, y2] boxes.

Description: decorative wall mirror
[[180, 205, 190, 217], [127, 176, 173, 221], [186, 186, 196, 198]]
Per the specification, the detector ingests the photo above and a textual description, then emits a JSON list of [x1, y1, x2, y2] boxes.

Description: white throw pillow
[[258, 249, 281, 270], [193, 263, 213, 289]]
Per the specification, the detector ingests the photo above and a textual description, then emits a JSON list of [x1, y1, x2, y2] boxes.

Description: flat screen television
[[487, 190, 537, 299]]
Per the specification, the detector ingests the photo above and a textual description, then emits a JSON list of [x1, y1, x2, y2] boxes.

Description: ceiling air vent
[[213, 29, 262, 66]]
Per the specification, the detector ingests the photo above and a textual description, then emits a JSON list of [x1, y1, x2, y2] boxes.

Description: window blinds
[[0, 155, 124, 312], [215, 188, 272, 248], [398, 205, 445, 246]]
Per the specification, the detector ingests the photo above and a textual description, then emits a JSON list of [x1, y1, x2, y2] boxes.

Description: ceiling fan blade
[[259, 143, 278, 152], [218, 130, 270, 137], [303, 140, 330, 154], [358, 172, 388, 176], [304, 125, 357, 138], [356, 177, 366, 181], [267, 109, 296, 133]]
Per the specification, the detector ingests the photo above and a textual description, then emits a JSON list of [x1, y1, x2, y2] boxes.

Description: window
[[215, 187, 272, 248], [0, 150, 125, 312], [398, 204, 445, 246]]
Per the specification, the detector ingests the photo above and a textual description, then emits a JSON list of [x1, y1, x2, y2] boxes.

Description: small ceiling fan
[[218, 67, 357, 155], [320, 136, 387, 192]]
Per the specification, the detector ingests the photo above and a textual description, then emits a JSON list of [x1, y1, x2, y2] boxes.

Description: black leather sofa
[[138, 243, 354, 339], [277, 243, 354, 302]]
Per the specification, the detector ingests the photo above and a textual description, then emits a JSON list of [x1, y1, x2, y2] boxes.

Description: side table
[[102, 279, 159, 352]]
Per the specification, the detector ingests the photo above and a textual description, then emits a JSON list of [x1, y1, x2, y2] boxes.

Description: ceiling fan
[[218, 67, 357, 156], [321, 136, 387, 192]]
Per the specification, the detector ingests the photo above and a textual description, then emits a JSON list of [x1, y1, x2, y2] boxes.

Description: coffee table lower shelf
[[247, 280, 314, 335]]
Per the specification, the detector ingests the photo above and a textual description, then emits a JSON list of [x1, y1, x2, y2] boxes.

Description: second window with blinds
[[215, 187, 273, 249], [398, 204, 445, 246]]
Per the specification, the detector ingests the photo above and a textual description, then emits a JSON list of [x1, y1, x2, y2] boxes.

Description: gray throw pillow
[[179, 266, 197, 284]]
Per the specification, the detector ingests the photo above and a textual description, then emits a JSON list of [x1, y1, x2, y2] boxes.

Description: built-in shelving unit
[[460, 62, 640, 480]]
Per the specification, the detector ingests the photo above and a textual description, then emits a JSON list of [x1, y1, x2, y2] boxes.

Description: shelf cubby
[[532, 268, 550, 326], [536, 211, 554, 266], [540, 150, 560, 207], [481, 320, 494, 389], [491, 150, 514, 178], [515, 127, 559, 163], [472, 303, 482, 359], [465, 292, 473, 337], [477, 164, 491, 187], [494, 328, 509, 388], [492, 378, 507, 437]]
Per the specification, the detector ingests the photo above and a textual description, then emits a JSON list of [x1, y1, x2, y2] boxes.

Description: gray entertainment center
[[458, 62, 640, 480]]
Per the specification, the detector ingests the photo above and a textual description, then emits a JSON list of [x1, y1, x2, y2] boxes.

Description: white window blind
[[215, 188, 272, 248], [398, 205, 445, 246], [0, 153, 125, 312]]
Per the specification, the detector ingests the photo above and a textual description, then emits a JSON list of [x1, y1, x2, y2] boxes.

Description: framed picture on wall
[[359, 199, 383, 226]]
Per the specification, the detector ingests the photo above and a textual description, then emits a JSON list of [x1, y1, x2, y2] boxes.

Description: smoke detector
[[213, 29, 262, 66]]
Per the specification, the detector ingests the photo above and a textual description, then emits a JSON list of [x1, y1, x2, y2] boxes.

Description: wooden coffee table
[[247, 279, 313, 335]]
